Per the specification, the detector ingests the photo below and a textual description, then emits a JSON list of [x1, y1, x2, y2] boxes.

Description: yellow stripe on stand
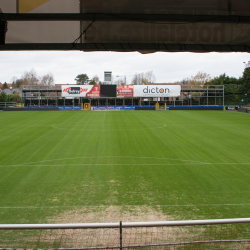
[[19, 0, 50, 13]]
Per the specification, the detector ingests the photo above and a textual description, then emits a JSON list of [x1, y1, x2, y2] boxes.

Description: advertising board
[[117, 85, 134, 97], [62, 85, 180, 98], [61, 85, 100, 97], [59, 106, 82, 110], [133, 85, 181, 97], [92, 106, 125, 111]]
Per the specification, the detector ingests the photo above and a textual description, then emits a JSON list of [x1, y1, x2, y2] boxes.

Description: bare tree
[[174, 77, 190, 85], [15, 79, 25, 89], [181, 77, 190, 85], [131, 73, 141, 85], [131, 71, 156, 85], [145, 70, 156, 84], [190, 71, 212, 87], [11, 76, 18, 88], [12, 70, 55, 88], [93, 75, 100, 84], [21, 69, 39, 86], [40, 73, 54, 86], [114, 79, 125, 85]]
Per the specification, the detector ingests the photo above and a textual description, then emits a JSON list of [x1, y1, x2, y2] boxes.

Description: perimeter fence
[[0, 102, 17, 108], [1, 218, 250, 249]]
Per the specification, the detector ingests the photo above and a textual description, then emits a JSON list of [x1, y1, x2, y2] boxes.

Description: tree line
[[0, 69, 55, 103], [11, 70, 54, 88], [0, 90, 21, 103], [175, 69, 250, 103]]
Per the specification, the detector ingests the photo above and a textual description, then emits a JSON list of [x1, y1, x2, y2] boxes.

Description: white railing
[[0, 218, 250, 249]]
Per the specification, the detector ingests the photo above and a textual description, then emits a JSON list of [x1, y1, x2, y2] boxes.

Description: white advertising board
[[61, 85, 100, 97], [133, 85, 181, 97]]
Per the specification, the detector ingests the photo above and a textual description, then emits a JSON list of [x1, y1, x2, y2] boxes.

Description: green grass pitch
[[0, 110, 250, 224]]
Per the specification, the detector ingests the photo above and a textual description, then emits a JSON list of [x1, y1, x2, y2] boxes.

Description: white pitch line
[[52, 124, 167, 131], [1, 162, 250, 168], [9, 156, 205, 167], [0, 163, 202, 168], [1, 154, 250, 168], [0, 204, 250, 209]]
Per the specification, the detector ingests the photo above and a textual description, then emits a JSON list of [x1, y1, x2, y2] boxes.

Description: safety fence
[[0, 102, 17, 108], [0, 218, 250, 249]]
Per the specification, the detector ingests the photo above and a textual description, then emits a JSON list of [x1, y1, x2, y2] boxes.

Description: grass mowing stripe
[[0, 110, 250, 223]]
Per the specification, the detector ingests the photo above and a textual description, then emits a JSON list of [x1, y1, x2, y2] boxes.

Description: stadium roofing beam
[[1, 43, 250, 53], [1, 13, 250, 52], [1, 13, 250, 23]]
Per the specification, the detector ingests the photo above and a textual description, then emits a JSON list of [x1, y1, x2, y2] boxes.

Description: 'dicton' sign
[[133, 85, 180, 97]]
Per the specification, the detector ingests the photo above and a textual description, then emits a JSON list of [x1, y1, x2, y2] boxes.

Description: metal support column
[[223, 85, 225, 108], [120, 221, 122, 250], [39, 88, 40, 107], [215, 87, 216, 106], [207, 86, 208, 107], [190, 88, 192, 106]]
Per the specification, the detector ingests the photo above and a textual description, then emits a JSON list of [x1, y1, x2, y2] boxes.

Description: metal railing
[[181, 85, 224, 91], [22, 85, 62, 91], [0, 218, 250, 249], [0, 102, 17, 108]]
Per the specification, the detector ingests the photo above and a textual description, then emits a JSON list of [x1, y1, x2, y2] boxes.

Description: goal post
[[1, 218, 250, 249]]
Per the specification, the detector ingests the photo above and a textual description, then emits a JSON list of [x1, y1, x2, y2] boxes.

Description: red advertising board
[[117, 85, 134, 97], [61, 85, 100, 97], [86, 85, 100, 97]]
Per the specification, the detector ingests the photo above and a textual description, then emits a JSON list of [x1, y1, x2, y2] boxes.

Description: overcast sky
[[1, 51, 249, 85]]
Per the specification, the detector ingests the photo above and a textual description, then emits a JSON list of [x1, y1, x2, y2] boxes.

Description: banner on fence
[[92, 106, 125, 111], [59, 106, 82, 110], [61, 85, 100, 97], [134, 85, 181, 97], [62, 85, 180, 98], [117, 85, 134, 97]]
